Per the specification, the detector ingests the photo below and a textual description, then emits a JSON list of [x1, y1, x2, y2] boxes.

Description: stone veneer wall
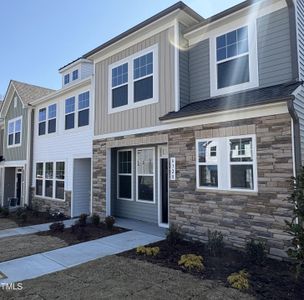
[[92, 113, 294, 259], [30, 187, 72, 217]]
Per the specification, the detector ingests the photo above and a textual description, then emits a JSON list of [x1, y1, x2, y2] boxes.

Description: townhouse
[[0, 0, 303, 259]]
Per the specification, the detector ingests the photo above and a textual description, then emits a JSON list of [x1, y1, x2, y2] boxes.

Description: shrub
[[105, 216, 115, 230], [285, 167, 304, 277], [78, 214, 88, 227], [16, 207, 25, 217], [91, 214, 100, 226], [136, 246, 160, 256], [207, 230, 224, 256], [246, 239, 266, 265], [71, 223, 79, 234], [49, 222, 65, 233], [20, 212, 27, 223], [1, 208, 9, 217], [227, 270, 249, 290], [166, 224, 183, 246], [178, 254, 204, 271]]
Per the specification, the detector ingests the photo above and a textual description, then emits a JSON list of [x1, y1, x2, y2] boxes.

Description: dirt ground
[[0, 256, 254, 300], [0, 219, 18, 230], [0, 234, 68, 263]]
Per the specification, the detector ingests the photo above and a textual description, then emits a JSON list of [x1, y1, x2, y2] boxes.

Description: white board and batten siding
[[32, 83, 93, 193]]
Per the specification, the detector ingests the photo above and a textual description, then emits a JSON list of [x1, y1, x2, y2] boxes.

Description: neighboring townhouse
[[68, 0, 303, 259], [29, 59, 94, 217], [0, 81, 54, 208]]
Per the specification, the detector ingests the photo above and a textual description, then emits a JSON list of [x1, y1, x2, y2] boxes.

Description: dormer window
[[72, 69, 79, 81], [64, 74, 70, 85], [210, 23, 258, 97]]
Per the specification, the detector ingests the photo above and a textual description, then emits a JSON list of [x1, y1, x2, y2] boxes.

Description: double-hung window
[[38, 104, 56, 135], [72, 69, 79, 81], [35, 162, 65, 200], [112, 63, 128, 108], [8, 117, 22, 146], [117, 150, 132, 200], [109, 45, 157, 112], [64, 74, 70, 85], [136, 148, 155, 202], [65, 97, 75, 130], [196, 135, 257, 192], [78, 91, 90, 127]]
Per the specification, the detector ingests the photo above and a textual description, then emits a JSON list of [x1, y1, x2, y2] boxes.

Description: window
[[216, 26, 249, 89], [72, 69, 79, 81], [117, 150, 132, 200], [136, 148, 154, 202], [48, 104, 56, 133], [35, 161, 65, 200], [211, 23, 258, 96], [7, 117, 22, 146], [36, 163, 43, 196], [133, 52, 153, 102], [197, 140, 218, 187], [112, 63, 128, 108], [78, 91, 89, 127], [38, 108, 46, 135], [65, 97, 75, 130], [38, 104, 56, 135], [64, 74, 70, 85], [109, 45, 158, 112], [196, 135, 257, 192]]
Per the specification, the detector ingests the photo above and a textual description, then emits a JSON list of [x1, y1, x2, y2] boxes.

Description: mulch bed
[[120, 239, 304, 300], [38, 223, 128, 246], [0, 210, 67, 227]]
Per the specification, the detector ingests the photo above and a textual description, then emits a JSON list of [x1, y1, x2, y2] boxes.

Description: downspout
[[287, 98, 302, 176]]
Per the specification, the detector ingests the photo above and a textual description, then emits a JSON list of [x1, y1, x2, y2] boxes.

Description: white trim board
[[93, 101, 289, 140]]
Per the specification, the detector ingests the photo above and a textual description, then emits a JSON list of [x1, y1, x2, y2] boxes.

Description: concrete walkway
[[0, 230, 164, 284], [0, 219, 76, 239]]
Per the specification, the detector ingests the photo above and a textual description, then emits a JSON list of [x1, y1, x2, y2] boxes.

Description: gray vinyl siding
[[95, 27, 175, 135], [294, 86, 304, 165], [257, 7, 293, 87], [0, 128, 3, 156], [3, 93, 28, 161], [111, 148, 158, 223], [179, 47, 189, 107], [188, 39, 210, 103], [296, 0, 304, 80]]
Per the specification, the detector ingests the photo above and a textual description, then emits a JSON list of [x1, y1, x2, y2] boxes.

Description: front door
[[159, 146, 169, 227], [16, 171, 22, 206]]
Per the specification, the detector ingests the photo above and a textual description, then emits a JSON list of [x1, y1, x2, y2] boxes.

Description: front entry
[[15, 170, 22, 206], [159, 146, 169, 227]]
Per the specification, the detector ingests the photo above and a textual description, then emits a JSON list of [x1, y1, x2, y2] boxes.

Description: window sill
[[117, 197, 133, 201], [196, 188, 258, 196], [109, 98, 158, 114], [136, 199, 156, 204], [34, 195, 65, 202], [7, 144, 21, 149]]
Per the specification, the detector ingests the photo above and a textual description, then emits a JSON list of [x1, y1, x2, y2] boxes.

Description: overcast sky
[[0, 0, 243, 98]]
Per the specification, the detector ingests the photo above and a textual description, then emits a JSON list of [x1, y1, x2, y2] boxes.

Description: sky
[[0, 0, 243, 98]]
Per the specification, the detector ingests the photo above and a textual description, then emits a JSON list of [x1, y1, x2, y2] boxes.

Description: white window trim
[[77, 91, 90, 127], [7, 116, 22, 148], [117, 149, 133, 201], [38, 103, 57, 136], [136, 147, 156, 204], [196, 135, 258, 193], [210, 21, 259, 97], [65, 96, 76, 130], [108, 44, 159, 114], [35, 161, 65, 201]]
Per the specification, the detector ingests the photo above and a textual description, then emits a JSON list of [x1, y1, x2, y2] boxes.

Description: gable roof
[[160, 81, 302, 121], [0, 80, 54, 117], [59, 1, 204, 70]]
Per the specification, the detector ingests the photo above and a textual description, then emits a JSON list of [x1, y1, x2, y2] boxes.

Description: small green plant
[[227, 270, 249, 290], [178, 254, 204, 271], [20, 212, 27, 223], [1, 208, 9, 217], [166, 224, 183, 246], [136, 246, 160, 256], [246, 239, 266, 265], [49, 222, 65, 233], [91, 214, 100, 226], [285, 167, 304, 277], [207, 230, 224, 256], [105, 216, 115, 230], [78, 214, 88, 227]]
